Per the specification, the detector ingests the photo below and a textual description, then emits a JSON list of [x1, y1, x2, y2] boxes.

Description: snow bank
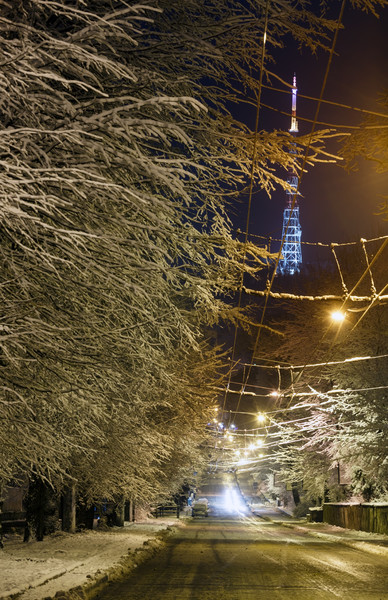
[[0, 518, 185, 600], [281, 520, 388, 557]]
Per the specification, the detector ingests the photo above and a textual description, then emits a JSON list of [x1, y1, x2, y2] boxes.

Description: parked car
[[192, 498, 208, 517]]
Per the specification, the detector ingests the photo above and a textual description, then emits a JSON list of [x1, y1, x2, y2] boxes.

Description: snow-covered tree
[[258, 244, 388, 502], [0, 0, 254, 492], [1, 0, 385, 509]]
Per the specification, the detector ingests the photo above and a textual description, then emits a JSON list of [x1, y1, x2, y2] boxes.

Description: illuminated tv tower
[[278, 74, 302, 275]]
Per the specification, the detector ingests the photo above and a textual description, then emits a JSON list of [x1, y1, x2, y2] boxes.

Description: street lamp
[[331, 310, 346, 323]]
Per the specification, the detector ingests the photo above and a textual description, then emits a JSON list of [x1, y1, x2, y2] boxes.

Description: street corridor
[[94, 477, 388, 600]]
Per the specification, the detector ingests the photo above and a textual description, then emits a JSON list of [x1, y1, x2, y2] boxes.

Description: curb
[[245, 499, 388, 557], [78, 524, 183, 600], [11, 522, 185, 600]]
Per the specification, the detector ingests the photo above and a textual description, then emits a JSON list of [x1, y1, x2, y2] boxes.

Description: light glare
[[331, 310, 345, 322]]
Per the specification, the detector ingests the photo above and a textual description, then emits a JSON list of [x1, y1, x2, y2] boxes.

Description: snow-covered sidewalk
[[0, 517, 186, 600], [249, 504, 388, 556], [274, 513, 388, 557], [2, 511, 388, 600]]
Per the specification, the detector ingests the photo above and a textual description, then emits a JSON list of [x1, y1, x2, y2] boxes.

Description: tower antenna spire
[[289, 73, 298, 133], [278, 73, 302, 275]]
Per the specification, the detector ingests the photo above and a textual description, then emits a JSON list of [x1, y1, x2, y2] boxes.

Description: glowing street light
[[331, 310, 346, 323], [257, 413, 266, 423]]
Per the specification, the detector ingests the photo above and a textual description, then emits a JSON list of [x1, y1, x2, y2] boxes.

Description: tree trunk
[[124, 500, 130, 522], [129, 499, 135, 522], [62, 484, 76, 533], [0, 494, 3, 549], [24, 476, 59, 541], [114, 496, 125, 527], [291, 483, 300, 506]]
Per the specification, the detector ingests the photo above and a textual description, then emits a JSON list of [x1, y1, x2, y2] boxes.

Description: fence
[[151, 504, 180, 518], [323, 503, 388, 534]]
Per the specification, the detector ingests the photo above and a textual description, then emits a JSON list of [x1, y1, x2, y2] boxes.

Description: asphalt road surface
[[95, 476, 388, 599]]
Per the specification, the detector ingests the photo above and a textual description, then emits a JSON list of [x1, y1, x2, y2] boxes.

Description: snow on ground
[[249, 504, 388, 555], [0, 517, 185, 600], [2, 509, 388, 600], [291, 520, 388, 553]]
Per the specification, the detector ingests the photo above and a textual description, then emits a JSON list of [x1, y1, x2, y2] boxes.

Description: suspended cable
[[261, 81, 388, 120], [235, 352, 388, 371], [228, 0, 348, 426], [349, 282, 388, 333], [361, 238, 377, 298], [237, 231, 388, 248], [221, 0, 270, 422], [331, 243, 348, 296], [256, 102, 388, 130], [242, 287, 388, 303]]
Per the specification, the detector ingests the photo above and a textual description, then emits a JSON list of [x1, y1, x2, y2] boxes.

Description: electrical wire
[[257, 103, 379, 130], [215, 0, 387, 471], [234, 353, 388, 371], [237, 232, 388, 248], [243, 287, 388, 303], [261, 80, 388, 120], [267, 229, 387, 411], [221, 0, 270, 423], [228, 0, 348, 427]]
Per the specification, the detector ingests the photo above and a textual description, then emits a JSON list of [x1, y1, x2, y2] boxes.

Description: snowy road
[[94, 478, 388, 600]]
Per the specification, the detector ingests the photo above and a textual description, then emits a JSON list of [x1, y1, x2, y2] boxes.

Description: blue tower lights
[[278, 74, 303, 275]]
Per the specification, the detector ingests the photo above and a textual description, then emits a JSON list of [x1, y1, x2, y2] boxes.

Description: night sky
[[233, 5, 388, 264]]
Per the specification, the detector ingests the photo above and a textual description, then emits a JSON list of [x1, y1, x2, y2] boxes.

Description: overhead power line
[[256, 102, 388, 130], [228, 0, 348, 426], [242, 286, 388, 303], [239, 233, 388, 249], [261, 80, 388, 121], [221, 0, 270, 423], [237, 353, 388, 371]]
